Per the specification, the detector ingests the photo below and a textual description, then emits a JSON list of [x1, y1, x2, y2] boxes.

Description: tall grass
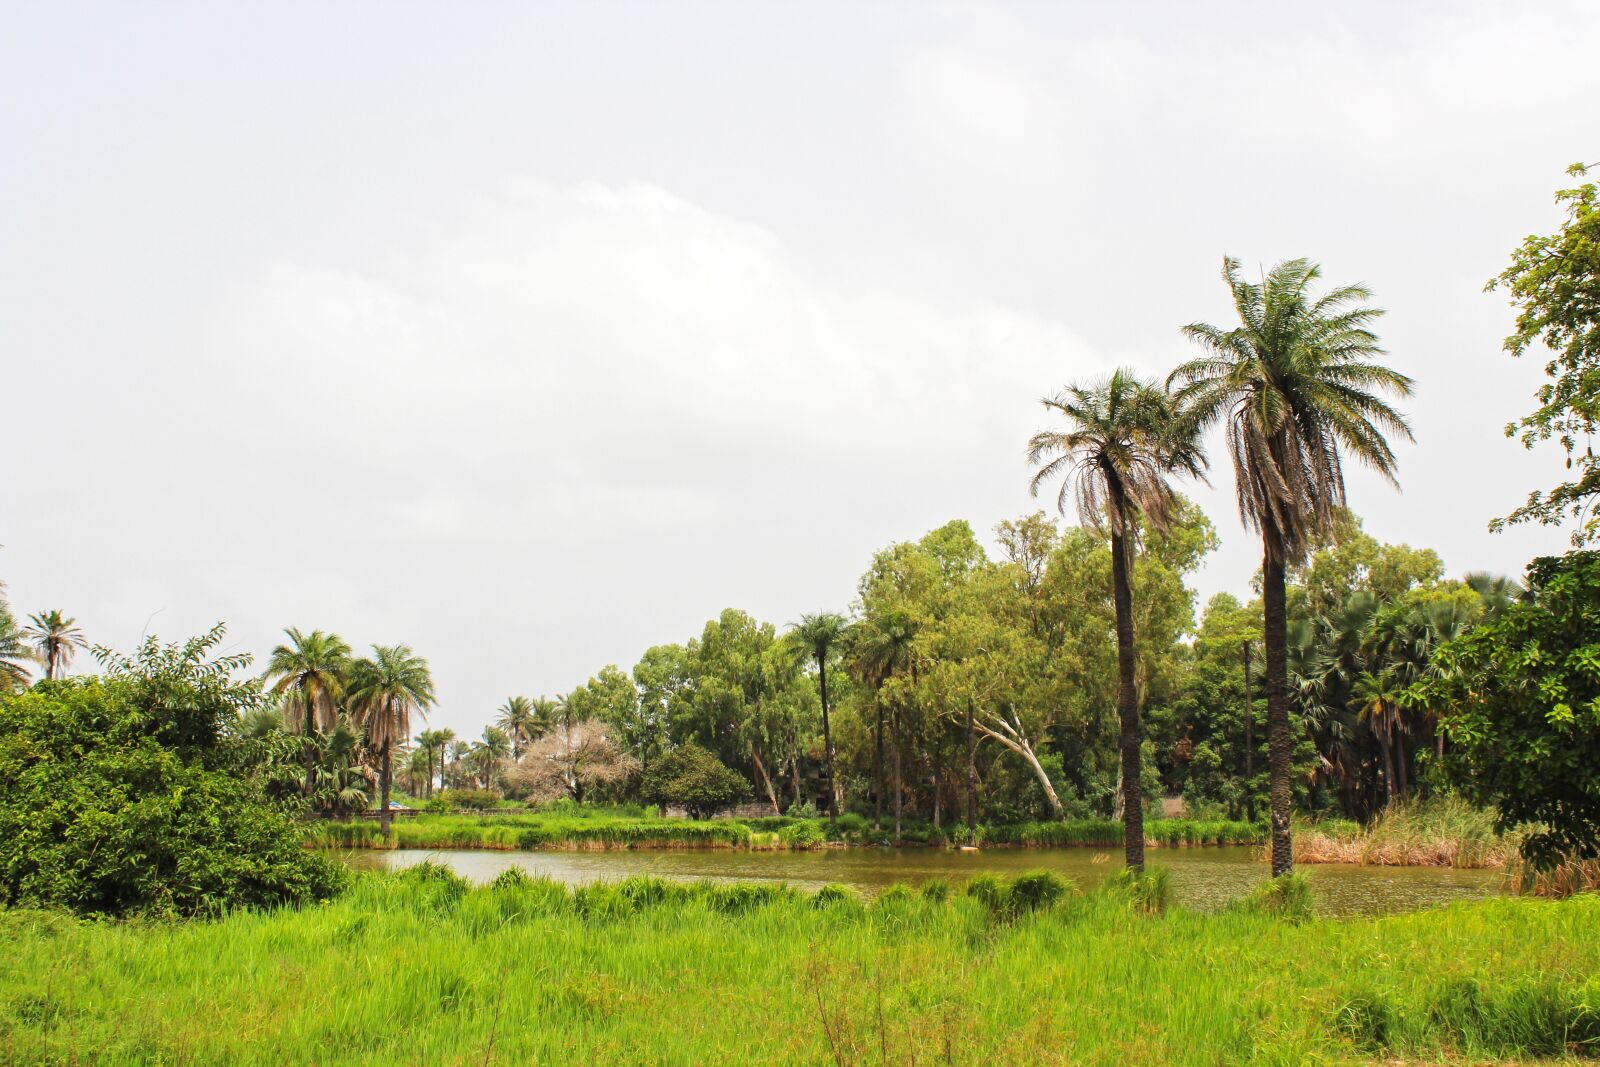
[[984, 818, 1261, 848], [2, 868, 1594, 1064], [1296, 797, 1518, 868]]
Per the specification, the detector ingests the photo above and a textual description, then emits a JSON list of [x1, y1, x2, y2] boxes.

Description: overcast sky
[[2, 2, 1593, 736]]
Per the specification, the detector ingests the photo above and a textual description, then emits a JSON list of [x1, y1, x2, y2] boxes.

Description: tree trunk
[[1110, 526, 1145, 872], [932, 737, 943, 831], [966, 699, 979, 846], [379, 740, 393, 843], [818, 652, 838, 826], [892, 704, 903, 845], [789, 752, 802, 811], [1392, 719, 1408, 802], [304, 691, 318, 800], [873, 698, 884, 830], [1242, 638, 1255, 824], [1378, 727, 1396, 808], [751, 743, 781, 815], [1263, 550, 1294, 877]]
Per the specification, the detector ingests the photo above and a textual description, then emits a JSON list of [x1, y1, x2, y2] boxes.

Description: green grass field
[[2, 867, 1596, 1065]]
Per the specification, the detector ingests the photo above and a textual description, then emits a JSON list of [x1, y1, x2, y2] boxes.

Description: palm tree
[[473, 726, 512, 788], [263, 628, 353, 797], [1170, 256, 1413, 875], [414, 728, 448, 798], [0, 600, 33, 693], [495, 696, 536, 760], [23, 610, 86, 681], [529, 696, 560, 741], [348, 644, 436, 841], [446, 739, 470, 789], [1027, 369, 1206, 872], [851, 611, 920, 844], [790, 612, 848, 826]]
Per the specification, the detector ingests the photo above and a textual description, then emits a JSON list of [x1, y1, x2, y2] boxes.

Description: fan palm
[[790, 612, 848, 826], [348, 644, 436, 841], [1028, 369, 1206, 871], [23, 610, 86, 681], [263, 628, 353, 797], [1170, 257, 1413, 874], [851, 611, 919, 843], [495, 696, 536, 760]]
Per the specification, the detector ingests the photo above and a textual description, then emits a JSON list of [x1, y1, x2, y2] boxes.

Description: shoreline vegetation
[[3, 865, 1596, 1064], [306, 801, 1532, 871]]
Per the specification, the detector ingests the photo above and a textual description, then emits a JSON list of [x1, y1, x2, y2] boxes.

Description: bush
[[0, 632, 348, 918], [778, 821, 826, 849], [639, 744, 751, 818], [435, 788, 500, 810]]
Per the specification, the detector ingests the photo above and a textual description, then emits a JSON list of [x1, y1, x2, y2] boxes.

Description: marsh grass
[[7, 867, 1592, 1064], [1296, 797, 1519, 868]]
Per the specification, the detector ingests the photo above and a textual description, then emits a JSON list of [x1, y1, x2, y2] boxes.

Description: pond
[[339, 846, 1504, 918]]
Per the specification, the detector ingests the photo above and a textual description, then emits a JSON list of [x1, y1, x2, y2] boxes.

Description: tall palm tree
[[23, 610, 86, 681], [1028, 369, 1206, 872], [263, 628, 353, 797], [0, 599, 33, 693], [790, 612, 848, 826], [414, 728, 448, 798], [495, 696, 536, 760], [851, 611, 920, 844], [1170, 256, 1413, 875], [348, 644, 436, 841], [446, 739, 470, 789], [474, 726, 512, 788], [529, 697, 560, 741]]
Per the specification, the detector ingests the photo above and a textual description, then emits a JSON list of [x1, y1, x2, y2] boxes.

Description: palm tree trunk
[[892, 704, 903, 845], [818, 652, 838, 826], [1110, 526, 1145, 872], [1263, 550, 1294, 877], [304, 691, 317, 800], [1242, 638, 1255, 824], [379, 741, 393, 843], [873, 699, 884, 831]]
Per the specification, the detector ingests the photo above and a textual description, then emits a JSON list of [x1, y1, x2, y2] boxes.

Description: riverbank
[[2, 868, 1595, 1064], [306, 812, 1264, 852], [1294, 799, 1520, 869]]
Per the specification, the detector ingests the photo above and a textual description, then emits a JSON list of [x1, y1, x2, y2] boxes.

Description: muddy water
[[339, 845, 1502, 917]]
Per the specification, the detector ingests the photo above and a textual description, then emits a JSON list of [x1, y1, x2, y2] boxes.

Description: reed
[[1294, 798, 1518, 869]]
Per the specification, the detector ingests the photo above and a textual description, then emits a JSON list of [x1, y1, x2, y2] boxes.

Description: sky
[[2, 2, 1595, 737]]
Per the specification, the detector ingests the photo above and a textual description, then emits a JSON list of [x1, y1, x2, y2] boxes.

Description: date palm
[[851, 611, 919, 843], [790, 612, 848, 826], [264, 628, 352, 797], [495, 696, 536, 760], [0, 599, 32, 692], [414, 728, 449, 798], [1028, 369, 1206, 871], [23, 610, 86, 681], [473, 726, 512, 787], [529, 697, 560, 742], [1170, 256, 1412, 875], [348, 644, 436, 841]]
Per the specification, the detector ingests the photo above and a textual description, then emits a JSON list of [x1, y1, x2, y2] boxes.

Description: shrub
[[778, 821, 826, 849], [0, 636, 348, 918], [811, 883, 862, 910], [1103, 867, 1171, 914], [1009, 870, 1071, 914], [1242, 873, 1314, 922], [435, 788, 500, 810]]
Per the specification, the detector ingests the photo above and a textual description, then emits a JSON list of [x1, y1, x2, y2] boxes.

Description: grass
[[1297, 797, 1520, 868], [307, 811, 1266, 853], [2, 867, 1596, 1065]]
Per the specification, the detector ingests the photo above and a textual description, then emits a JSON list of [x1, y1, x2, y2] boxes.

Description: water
[[338, 846, 1503, 918]]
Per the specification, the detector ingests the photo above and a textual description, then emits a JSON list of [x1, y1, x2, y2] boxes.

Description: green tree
[[1171, 257, 1413, 875], [639, 743, 751, 818], [1489, 164, 1600, 545], [263, 628, 352, 798], [1419, 551, 1600, 866], [1028, 369, 1206, 871], [23, 610, 86, 681], [348, 645, 436, 841], [414, 728, 448, 798], [0, 594, 32, 693], [788, 612, 848, 826]]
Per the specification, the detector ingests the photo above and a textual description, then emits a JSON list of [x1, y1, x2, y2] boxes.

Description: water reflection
[[339, 846, 1503, 918]]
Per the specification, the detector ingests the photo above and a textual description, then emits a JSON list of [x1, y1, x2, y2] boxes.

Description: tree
[[23, 610, 86, 681], [0, 594, 32, 693], [348, 645, 436, 841], [850, 610, 920, 842], [1171, 257, 1413, 875], [639, 743, 751, 818], [496, 696, 536, 760], [414, 728, 448, 798], [1028, 368, 1206, 871], [1419, 551, 1600, 866], [506, 719, 637, 804], [0, 625, 346, 917], [789, 612, 848, 826], [471, 726, 512, 788], [1488, 164, 1600, 545], [263, 628, 352, 798]]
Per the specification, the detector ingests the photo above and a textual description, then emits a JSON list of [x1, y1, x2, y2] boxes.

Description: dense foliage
[[638, 743, 751, 817], [1423, 551, 1600, 865], [0, 628, 345, 917]]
